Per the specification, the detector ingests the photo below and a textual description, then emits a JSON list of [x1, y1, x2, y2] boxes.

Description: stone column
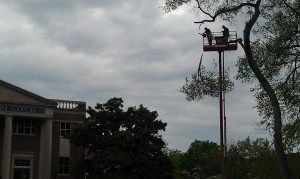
[[2, 116, 12, 179], [38, 119, 53, 179]]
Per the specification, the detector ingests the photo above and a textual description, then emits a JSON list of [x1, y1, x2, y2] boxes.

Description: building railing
[[203, 31, 237, 46], [203, 31, 238, 51], [50, 99, 86, 111]]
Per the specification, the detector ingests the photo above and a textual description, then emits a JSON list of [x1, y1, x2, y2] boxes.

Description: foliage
[[180, 60, 234, 101], [167, 138, 299, 179], [235, 0, 300, 151], [166, 140, 220, 179], [226, 137, 280, 178], [182, 140, 220, 178], [69, 97, 174, 179], [163, 0, 300, 178], [162, 0, 192, 13], [166, 149, 185, 179], [227, 137, 300, 178], [166, 138, 300, 179]]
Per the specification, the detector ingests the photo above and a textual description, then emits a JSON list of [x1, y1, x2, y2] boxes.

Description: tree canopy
[[235, 0, 300, 151], [163, 0, 300, 178], [227, 137, 279, 178], [183, 140, 220, 178], [167, 138, 300, 179], [69, 97, 174, 179], [167, 140, 220, 179]]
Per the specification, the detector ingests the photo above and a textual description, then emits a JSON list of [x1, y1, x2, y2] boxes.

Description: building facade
[[0, 80, 86, 179]]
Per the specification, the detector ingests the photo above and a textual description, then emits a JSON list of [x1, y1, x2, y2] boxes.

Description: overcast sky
[[0, 0, 270, 151]]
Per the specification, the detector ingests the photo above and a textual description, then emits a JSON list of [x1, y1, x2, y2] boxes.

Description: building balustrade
[[51, 99, 86, 111]]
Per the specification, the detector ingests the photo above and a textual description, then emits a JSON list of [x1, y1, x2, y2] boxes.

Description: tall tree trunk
[[241, 1, 290, 178]]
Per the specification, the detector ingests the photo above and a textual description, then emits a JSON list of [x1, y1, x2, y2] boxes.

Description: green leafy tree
[[162, 1, 300, 178], [181, 60, 234, 101], [69, 97, 174, 179], [235, 0, 300, 152], [166, 149, 185, 179], [227, 137, 279, 178], [180, 140, 220, 179]]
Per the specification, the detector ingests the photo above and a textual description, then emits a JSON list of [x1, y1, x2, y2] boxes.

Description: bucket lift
[[202, 31, 238, 179], [203, 31, 238, 52]]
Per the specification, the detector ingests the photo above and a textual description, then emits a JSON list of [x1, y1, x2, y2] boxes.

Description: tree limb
[[194, 1, 256, 24], [284, 65, 300, 84], [282, 0, 300, 16]]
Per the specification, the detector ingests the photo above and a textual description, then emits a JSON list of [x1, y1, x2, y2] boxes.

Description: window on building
[[59, 157, 69, 175], [60, 122, 71, 137], [13, 159, 31, 179], [13, 119, 36, 135]]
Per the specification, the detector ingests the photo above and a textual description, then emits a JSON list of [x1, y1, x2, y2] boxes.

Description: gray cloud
[[0, 0, 269, 151]]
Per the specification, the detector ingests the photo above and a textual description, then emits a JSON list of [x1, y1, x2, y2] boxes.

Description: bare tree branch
[[194, 1, 256, 24], [284, 65, 300, 84], [282, 0, 300, 16]]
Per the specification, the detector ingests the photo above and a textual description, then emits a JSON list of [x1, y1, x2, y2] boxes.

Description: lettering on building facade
[[0, 104, 46, 114]]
